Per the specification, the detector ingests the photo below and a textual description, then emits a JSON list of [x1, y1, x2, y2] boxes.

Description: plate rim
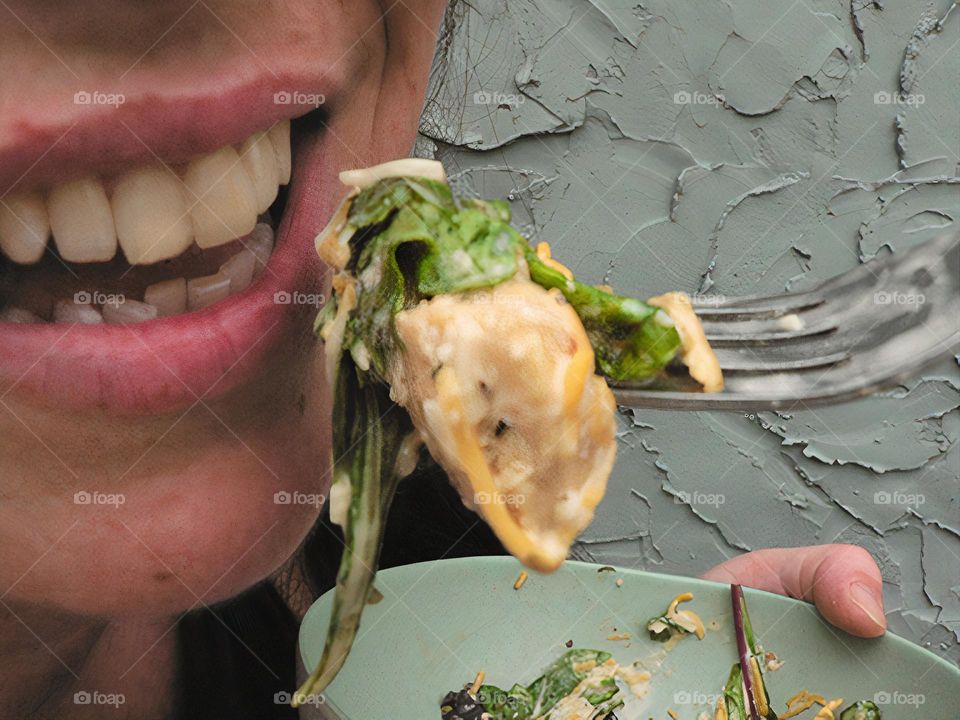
[[299, 555, 960, 679]]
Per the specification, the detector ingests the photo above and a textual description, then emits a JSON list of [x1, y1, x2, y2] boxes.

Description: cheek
[[1, 344, 332, 617]]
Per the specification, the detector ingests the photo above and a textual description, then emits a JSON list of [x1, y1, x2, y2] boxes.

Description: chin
[[0, 0, 447, 617]]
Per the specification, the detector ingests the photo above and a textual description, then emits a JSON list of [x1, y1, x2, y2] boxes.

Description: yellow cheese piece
[[390, 279, 617, 572], [535, 241, 574, 280], [315, 189, 357, 270], [648, 291, 724, 393]]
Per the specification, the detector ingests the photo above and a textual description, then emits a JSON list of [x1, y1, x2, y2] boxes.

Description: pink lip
[[0, 129, 338, 415], [0, 72, 341, 196]]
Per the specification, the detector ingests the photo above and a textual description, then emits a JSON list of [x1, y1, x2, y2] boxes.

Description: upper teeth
[[0, 121, 290, 266]]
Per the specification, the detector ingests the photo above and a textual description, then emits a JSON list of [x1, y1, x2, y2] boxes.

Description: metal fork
[[610, 229, 960, 411]]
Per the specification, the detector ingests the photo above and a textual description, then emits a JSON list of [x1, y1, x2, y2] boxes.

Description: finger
[[701, 544, 886, 638]]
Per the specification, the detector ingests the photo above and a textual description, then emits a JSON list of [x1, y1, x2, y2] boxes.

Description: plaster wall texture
[[418, 0, 960, 663]]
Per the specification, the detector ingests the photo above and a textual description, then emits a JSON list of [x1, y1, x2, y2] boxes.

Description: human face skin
[[0, 0, 446, 715]]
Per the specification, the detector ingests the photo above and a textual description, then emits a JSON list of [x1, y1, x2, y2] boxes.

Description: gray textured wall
[[417, 0, 960, 663]]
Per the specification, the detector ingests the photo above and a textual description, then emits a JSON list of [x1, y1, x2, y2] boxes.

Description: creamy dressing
[[338, 158, 447, 188], [777, 313, 804, 332]]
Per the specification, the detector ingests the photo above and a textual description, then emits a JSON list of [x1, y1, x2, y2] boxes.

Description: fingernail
[[850, 581, 886, 630]]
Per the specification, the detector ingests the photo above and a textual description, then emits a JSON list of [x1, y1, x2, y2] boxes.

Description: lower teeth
[[0, 222, 275, 325]]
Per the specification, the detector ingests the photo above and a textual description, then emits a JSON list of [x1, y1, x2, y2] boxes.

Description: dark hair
[[174, 5, 477, 714], [174, 459, 504, 720]]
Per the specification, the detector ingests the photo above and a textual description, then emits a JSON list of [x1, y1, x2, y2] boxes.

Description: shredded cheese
[[662, 591, 707, 640], [468, 671, 485, 696], [749, 656, 770, 715], [780, 691, 829, 719], [535, 241, 574, 280], [814, 698, 844, 719], [715, 696, 728, 720], [514, 571, 529, 590]]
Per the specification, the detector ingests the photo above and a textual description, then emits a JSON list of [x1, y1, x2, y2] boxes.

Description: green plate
[[298, 556, 959, 719]]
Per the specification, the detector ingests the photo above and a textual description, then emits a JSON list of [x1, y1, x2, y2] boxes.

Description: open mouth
[[0, 122, 290, 325], [0, 97, 337, 415]]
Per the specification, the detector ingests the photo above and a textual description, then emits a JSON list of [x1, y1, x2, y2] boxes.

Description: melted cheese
[[315, 189, 357, 270], [390, 279, 617, 573], [647, 292, 723, 393], [318, 163, 721, 578], [319, 274, 357, 384]]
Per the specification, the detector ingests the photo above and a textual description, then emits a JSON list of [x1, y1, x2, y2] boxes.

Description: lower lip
[[0, 151, 329, 416]]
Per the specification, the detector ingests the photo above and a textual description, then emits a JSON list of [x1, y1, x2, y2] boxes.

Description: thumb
[[701, 544, 886, 638]]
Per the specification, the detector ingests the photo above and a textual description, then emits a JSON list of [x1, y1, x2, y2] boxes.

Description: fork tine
[[690, 293, 823, 318], [701, 317, 838, 342], [613, 230, 960, 409], [711, 300, 928, 369], [712, 347, 850, 371], [691, 230, 956, 320]]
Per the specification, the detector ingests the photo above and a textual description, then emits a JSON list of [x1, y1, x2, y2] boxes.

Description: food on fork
[[294, 159, 722, 704]]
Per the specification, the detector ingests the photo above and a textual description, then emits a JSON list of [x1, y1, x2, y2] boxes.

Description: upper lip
[[0, 72, 338, 196]]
